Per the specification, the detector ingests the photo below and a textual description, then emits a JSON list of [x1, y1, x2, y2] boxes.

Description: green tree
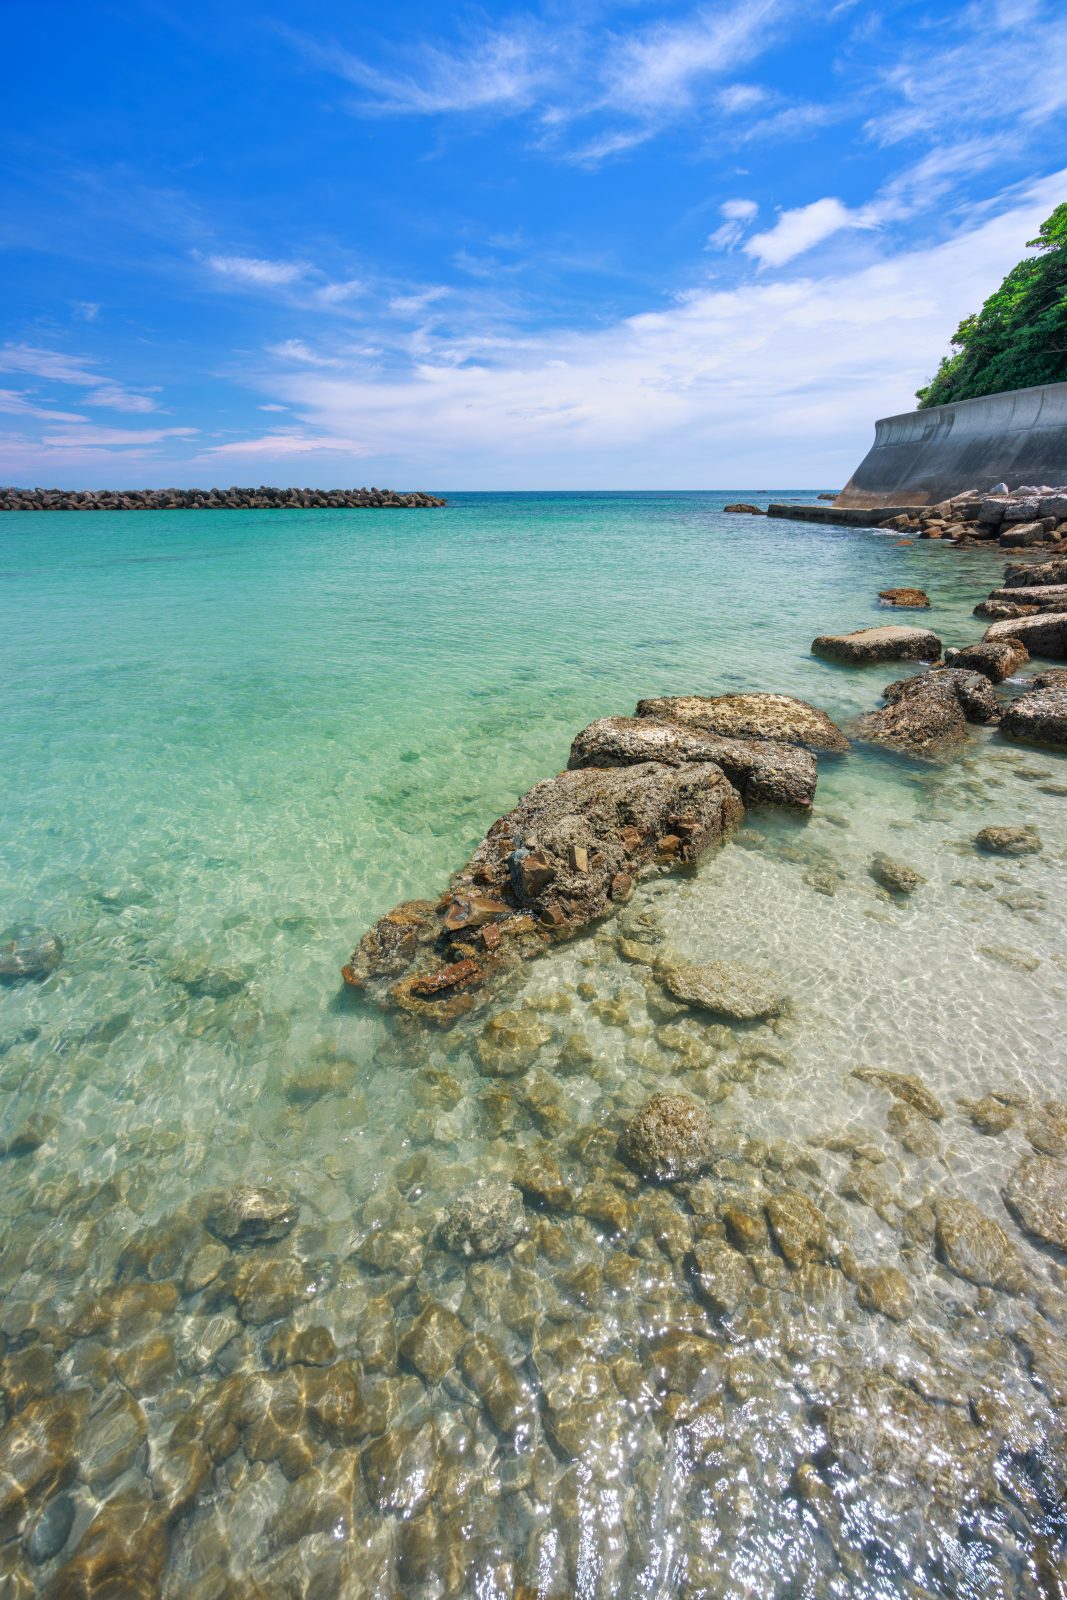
[[916, 202, 1067, 408]]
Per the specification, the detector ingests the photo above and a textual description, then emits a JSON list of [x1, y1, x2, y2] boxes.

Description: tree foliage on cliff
[[916, 204, 1067, 408]]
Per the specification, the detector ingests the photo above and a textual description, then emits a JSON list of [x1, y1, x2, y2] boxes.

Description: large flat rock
[[635, 692, 849, 755], [567, 716, 817, 808], [811, 625, 942, 665], [988, 584, 1067, 609], [343, 760, 744, 1024], [983, 613, 1067, 659]]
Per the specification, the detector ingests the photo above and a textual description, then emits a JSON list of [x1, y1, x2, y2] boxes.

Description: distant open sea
[[2, 491, 1065, 1596]]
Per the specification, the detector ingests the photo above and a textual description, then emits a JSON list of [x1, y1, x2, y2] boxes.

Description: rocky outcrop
[[811, 625, 942, 665], [635, 692, 849, 755], [854, 669, 998, 758], [878, 588, 930, 608], [0, 485, 445, 511], [1000, 678, 1067, 749], [723, 503, 764, 514], [943, 639, 1029, 682], [983, 612, 1067, 658], [343, 760, 743, 1024], [987, 584, 1067, 608], [973, 599, 1040, 621], [567, 716, 817, 808], [1002, 556, 1067, 587]]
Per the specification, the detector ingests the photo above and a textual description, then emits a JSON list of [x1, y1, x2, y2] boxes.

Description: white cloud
[[205, 254, 309, 287], [84, 384, 159, 413], [266, 339, 342, 366], [389, 287, 449, 316], [717, 84, 766, 114], [72, 301, 100, 321], [258, 403, 289, 412], [209, 169, 1064, 488], [315, 278, 364, 306], [599, 0, 784, 116], [744, 197, 874, 265], [0, 388, 88, 423], [38, 425, 195, 447], [198, 431, 365, 458]]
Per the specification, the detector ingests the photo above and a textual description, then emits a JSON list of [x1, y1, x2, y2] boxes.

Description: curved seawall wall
[[836, 381, 1067, 508]]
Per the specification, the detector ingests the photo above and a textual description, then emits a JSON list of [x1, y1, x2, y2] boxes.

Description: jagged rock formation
[[854, 669, 999, 757]]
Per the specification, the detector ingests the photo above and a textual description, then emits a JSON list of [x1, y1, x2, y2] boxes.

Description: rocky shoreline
[[0, 486, 445, 512]]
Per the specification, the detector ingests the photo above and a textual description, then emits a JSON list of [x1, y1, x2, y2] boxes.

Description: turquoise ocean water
[[1, 493, 1066, 1597]]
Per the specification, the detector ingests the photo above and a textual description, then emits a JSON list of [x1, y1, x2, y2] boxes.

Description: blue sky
[[2, 0, 1065, 488]]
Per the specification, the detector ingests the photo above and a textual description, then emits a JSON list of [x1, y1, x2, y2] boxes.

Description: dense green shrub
[[916, 203, 1067, 408]]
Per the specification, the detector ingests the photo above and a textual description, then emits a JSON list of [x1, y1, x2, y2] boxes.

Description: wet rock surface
[[440, 1179, 526, 1258], [1004, 1154, 1067, 1250], [568, 715, 818, 808], [622, 1093, 716, 1180], [202, 1185, 299, 1245], [878, 587, 930, 608], [635, 692, 850, 754], [984, 610, 1067, 658], [943, 637, 1029, 681], [869, 853, 925, 895], [855, 668, 999, 757], [344, 759, 743, 1023], [812, 624, 942, 665]]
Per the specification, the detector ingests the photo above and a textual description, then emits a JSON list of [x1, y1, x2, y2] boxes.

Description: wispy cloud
[[0, 344, 160, 413], [205, 254, 310, 287], [598, 0, 784, 117], [708, 197, 759, 250], [0, 388, 88, 423], [744, 196, 873, 266], [266, 339, 342, 367]]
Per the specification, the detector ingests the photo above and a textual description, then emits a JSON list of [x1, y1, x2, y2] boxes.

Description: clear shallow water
[[1, 493, 1066, 1598]]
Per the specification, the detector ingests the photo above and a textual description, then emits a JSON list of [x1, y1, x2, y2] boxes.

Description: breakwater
[[0, 485, 445, 511], [835, 380, 1067, 509]]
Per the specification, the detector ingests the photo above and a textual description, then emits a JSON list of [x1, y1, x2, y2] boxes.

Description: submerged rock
[[399, 1303, 467, 1383], [0, 925, 63, 981], [933, 1198, 1027, 1292], [855, 1266, 913, 1320], [203, 1184, 299, 1245], [344, 760, 743, 1025], [23, 1492, 76, 1565], [878, 587, 930, 608], [1000, 679, 1067, 750], [1003, 1154, 1067, 1251], [869, 853, 925, 895], [855, 668, 998, 758], [568, 715, 818, 808], [440, 1179, 525, 1258], [655, 956, 787, 1021], [943, 638, 1029, 682], [635, 692, 849, 754], [974, 825, 1042, 856], [811, 624, 941, 665], [853, 1067, 943, 1120], [622, 1092, 715, 1181], [765, 1190, 829, 1266]]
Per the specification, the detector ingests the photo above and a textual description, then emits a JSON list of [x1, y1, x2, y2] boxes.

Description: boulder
[[635, 692, 849, 755], [655, 956, 788, 1021], [854, 669, 999, 758], [974, 825, 1042, 856], [983, 612, 1067, 659], [0, 925, 63, 981], [869, 854, 925, 895], [987, 584, 1067, 609], [440, 1179, 525, 1258], [1002, 557, 1067, 588], [934, 1198, 1028, 1292], [344, 759, 743, 1023], [943, 639, 1028, 682], [999, 680, 1067, 750], [203, 1185, 299, 1246], [811, 625, 942, 665], [1003, 1154, 1067, 1251], [567, 716, 817, 808], [999, 521, 1049, 548], [621, 1093, 716, 1181], [723, 502, 764, 514], [878, 588, 930, 608]]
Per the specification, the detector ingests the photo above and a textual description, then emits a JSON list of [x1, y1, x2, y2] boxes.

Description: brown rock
[[636, 692, 849, 754], [934, 1197, 1027, 1292], [812, 624, 941, 665], [878, 588, 930, 608], [1003, 1154, 1067, 1251], [621, 1093, 716, 1182], [765, 1190, 829, 1267], [399, 1303, 467, 1384]]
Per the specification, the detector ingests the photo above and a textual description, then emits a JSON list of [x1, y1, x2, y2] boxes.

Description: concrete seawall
[[836, 382, 1067, 509]]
